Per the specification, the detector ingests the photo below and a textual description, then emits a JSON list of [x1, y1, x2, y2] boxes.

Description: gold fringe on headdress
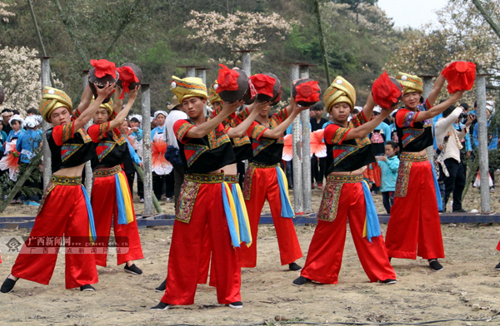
[[170, 76, 208, 103], [209, 80, 223, 105], [39, 87, 73, 122], [323, 76, 356, 113], [396, 72, 423, 94]]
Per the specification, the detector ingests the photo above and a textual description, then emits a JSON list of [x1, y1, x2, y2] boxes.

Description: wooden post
[[290, 64, 303, 214], [196, 68, 209, 85], [241, 52, 251, 77], [475, 74, 491, 213], [141, 84, 154, 215], [299, 64, 312, 213], [186, 67, 196, 77], [40, 58, 52, 190]]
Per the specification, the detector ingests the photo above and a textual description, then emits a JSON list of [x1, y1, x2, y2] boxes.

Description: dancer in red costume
[[87, 88, 144, 275], [293, 75, 398, 286], [239, 74, 310, 271], [197, 73, 264, 288], [75, 60, 144, 275], [151, 76, 250, 310], [0, 83, 115, 293], [385, 68, 465, 271]]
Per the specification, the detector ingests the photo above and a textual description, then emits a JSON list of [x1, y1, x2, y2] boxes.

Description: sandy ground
[[1, 181, 500, 325]]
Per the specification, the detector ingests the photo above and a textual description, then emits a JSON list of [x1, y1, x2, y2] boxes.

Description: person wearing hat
[[0, 83, 116, 294], [151, 109, 174, 202], [128, 114, 144, 201], [238, 74, 307, 272], [0, 114, 25, 201], [385, 68, 465, 272], [151, 76, 248, 310], [84, 86, 144, 277], [6, 114, 24, 142], [15, 115, 43, 206], [1, 109, 13, 135], [293, 76, 398, 286], [196, 76, 265, 288]]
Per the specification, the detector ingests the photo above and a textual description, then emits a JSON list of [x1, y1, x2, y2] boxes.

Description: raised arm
[[73, 83, 116, 130], [227, 101, 269, 138], [415, 91, 464, 123], [361, 92, 376, 121], [262, 98, 309, 139], [426, 63, 451, 106], [107, 86, 139, 130], [344, 109, 392, 140], [113, 86, 123, 115], [75, 84, 94, 115], [185, 101, 242, 139]]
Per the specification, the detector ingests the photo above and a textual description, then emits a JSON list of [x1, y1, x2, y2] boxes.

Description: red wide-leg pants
[[385, 161, 445, 259], [161, 182, 241, 305], [91, 169, 143, 267], [11, 182, 98, 289], [240, 167, 302, 267], [301, 181, 396, 284]]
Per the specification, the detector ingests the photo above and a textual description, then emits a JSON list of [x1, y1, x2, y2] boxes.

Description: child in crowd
[[376, 141, 399, 214]]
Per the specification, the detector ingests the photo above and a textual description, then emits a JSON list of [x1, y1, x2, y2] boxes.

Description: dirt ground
[[1, 182, 500, 325]]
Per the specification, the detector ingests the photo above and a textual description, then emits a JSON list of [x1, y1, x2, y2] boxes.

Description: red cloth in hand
[[372, 71, 402, 110], [442, 61, 476, 94]]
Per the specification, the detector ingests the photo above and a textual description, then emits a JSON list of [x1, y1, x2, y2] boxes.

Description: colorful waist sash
[[318, 174, 363, 222], [38, 175, 96, 243], [93, 165, 122, 177], [317, 174, 380, 242], [395, 152, 428, 198], [224, 174, 239, 183], [242, 163, 279, 200], [94, 165, 134, 225], [176, 173, 224, 224], [395, 152, 442, 210]]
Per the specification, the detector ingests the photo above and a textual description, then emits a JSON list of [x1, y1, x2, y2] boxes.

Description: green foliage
[[0, 0, 400, 109]]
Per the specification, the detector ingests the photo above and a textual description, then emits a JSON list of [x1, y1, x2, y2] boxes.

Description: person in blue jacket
[[375, 141, 400, 214], [16, 115, 43, 205]]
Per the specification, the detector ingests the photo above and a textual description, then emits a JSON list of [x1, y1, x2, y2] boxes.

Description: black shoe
[[495, 262, 500, 271], [288, 262, 302, 271], [80, 284, 95, 291], [155, 279, 167, 292], [292, 276, 310, 286], [380, 279, 397, 285], [452, 208, 467, 213], [124, 263, 143, 275], [0, 277, 17, 293], [227, 301, 243, 309], [428, 259, 443, 271], [150, 301, 170, 310]]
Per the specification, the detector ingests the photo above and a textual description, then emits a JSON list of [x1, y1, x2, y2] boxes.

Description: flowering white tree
[[0, 1, 14, 22], [184, 10, 295, 64], [385, 1, 500, 78], [0, 45, 42, 115]]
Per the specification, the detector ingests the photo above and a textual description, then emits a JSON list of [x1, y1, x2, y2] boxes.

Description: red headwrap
[[295, 80, 320, 103], [250, 74, 275, 98], [372, 71, 402, 110], [117, 66, 139, 99], [442, 61, 476, 94], [216, 64, 240, 93], [90, 59, 117, 79]]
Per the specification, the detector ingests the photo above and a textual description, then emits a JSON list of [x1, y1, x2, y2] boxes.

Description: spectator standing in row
[[16, 115, 43, 206]]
